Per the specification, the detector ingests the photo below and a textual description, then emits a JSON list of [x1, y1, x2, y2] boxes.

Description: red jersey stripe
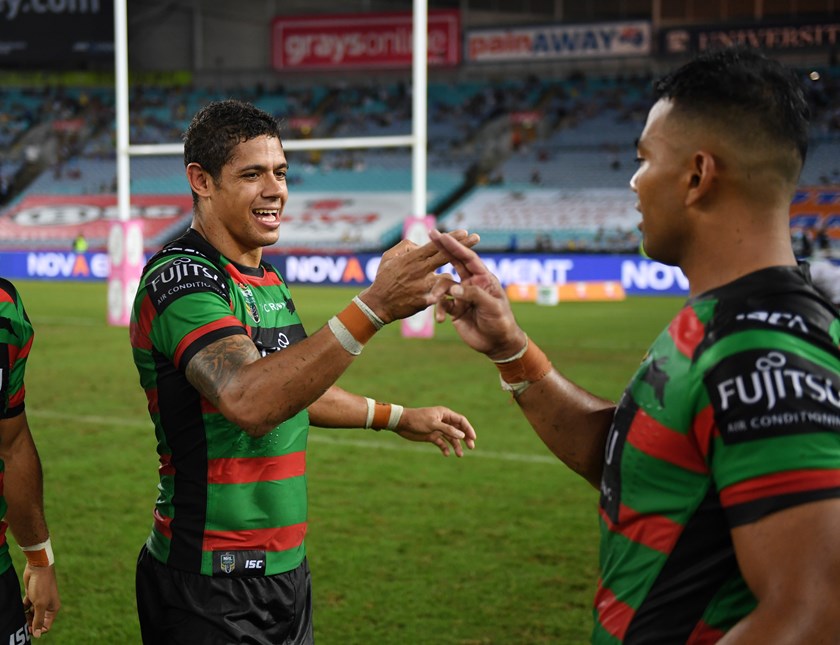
[[7, 387, 25, 409], [721, 468, 840, 507], [153, 509, 173, 539], [594, 580, 634, 640], [130, 296, 156, 351], [687, 620, 726, 644], [146, 388, 159, 414], [16, 334, 33, 361], [203, 522, 307, 552], [691, 405, 718, 462], [6, 332, 30, 365], [628, 408, 709, 475], [207, 452, 306, 485], [668, 306, 706, 359], [158, 454, 175, 477], [600, 504, 684, 554], [173, 316, 244, 368], [0, 290, 13, 304]]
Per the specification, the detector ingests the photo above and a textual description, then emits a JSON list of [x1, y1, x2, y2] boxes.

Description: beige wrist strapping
[[328, 296, 384, 355], [493, 337, 552, 397], [21, 537, 54, 567], [364, 396, 404, 431]]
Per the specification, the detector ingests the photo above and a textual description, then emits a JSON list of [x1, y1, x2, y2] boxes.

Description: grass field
[[7, 280, 684, 644]]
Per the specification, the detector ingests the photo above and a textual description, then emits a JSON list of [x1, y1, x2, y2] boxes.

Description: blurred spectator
[[72, 232, 88, 253]]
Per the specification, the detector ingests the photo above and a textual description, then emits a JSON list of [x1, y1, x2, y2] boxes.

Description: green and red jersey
[[594, 265, 840, 643], [130, 229, 309, 577], [0, 279, 34, 576]]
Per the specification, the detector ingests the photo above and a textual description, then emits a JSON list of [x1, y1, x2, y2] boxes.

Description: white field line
[[27, 409, 559, 465]]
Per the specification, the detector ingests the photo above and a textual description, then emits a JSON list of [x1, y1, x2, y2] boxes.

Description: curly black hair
[[183, 99, 283, 205]]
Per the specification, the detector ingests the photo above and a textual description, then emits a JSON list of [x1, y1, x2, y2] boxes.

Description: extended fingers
[[428, 229, 495, 283], [416, 230, 480, 270], [436, 412, 476, 457], [442, 411, 477, 448]]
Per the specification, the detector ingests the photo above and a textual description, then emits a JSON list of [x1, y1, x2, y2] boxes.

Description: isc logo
[[245, 559, 264, 569], [8, 624, 29, 644]]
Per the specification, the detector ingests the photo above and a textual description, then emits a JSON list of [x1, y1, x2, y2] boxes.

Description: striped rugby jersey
[[0, 279, 34, 576], [594, 265, 840, 643], [130, 229, 309, 577]]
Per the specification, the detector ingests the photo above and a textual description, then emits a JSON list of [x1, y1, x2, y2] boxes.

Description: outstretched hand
[[360, 229, 479, 324], [426, 229, 526, 361], [392, 405, 476, 457]]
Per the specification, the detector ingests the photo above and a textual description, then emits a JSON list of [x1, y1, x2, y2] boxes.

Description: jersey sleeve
[[138, 255, 248, 371], [702, 341, 840, 527], [0, 279, 33, 419]]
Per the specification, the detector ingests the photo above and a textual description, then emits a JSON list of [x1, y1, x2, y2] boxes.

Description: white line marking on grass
[[28, 409, 559, 465]]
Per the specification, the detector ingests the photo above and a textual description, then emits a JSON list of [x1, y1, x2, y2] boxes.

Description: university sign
[[660, 20, 840, 54]]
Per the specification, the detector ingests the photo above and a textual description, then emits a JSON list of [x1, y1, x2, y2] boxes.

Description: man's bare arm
[[720, 499, 840, 643]]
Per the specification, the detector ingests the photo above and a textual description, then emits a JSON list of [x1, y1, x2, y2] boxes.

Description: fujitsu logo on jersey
[[716, 351, 840, 412], [147, 257, 222, 294]]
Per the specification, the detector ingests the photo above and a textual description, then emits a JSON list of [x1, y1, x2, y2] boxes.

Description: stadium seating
[[0, 67, 837, 253]]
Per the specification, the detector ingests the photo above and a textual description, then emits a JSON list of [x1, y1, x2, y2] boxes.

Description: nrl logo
[[220, 552, 236, 574], [238, 283, 260, 324]]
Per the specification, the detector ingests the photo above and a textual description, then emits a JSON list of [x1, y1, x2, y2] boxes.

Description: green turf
[[7, 280, 683, 644]]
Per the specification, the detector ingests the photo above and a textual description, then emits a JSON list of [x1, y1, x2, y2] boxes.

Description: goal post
[[110, 0, 433, 336]]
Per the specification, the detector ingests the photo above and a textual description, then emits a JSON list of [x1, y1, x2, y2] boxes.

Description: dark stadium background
[[0, 0, 836, 297]]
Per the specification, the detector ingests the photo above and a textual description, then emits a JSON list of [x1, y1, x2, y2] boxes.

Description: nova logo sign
[[26, 252, 109, 278], [437, 257, 574, 286], [621, 260, 689, 293], [285, 256, 380, 284]]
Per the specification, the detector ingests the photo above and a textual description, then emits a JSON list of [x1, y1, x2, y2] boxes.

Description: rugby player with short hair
[[130, 99, 477, 644], [429, 48, 840, 642]]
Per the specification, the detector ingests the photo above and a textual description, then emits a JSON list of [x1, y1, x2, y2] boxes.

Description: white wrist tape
[[366, 400, 405, 431], [328, 316, 365, 356], [492, 338, 529, 364], [364, 397, 376, 429], [387, 404, 404, 430], [353, 296, 385, 330], [498, 374, 533, 397], [21, 537, 54, 567]]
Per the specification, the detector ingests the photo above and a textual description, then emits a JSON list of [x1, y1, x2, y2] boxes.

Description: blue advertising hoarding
[[1, 250, 692, 296]]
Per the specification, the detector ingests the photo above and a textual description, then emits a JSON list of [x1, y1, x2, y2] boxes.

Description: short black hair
[[654, 47, 810, 174], [183, 99, 283, 204]]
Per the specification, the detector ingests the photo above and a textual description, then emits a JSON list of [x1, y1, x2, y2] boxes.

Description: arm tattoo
[[185, 336, 261, 406]]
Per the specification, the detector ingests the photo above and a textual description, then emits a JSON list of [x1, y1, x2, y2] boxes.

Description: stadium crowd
[[0, 66, 837, 257]]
